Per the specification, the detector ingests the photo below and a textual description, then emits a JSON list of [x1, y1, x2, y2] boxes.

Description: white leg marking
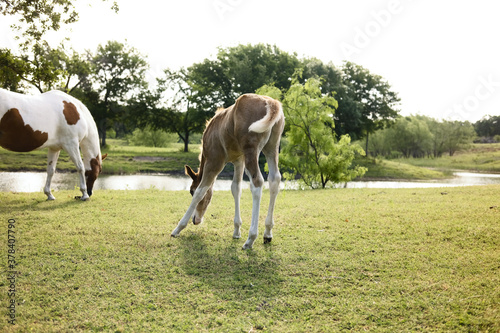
[[242, 170, 263, 250], [44, 149, 60, 201], [64, 142, 89, 201], [264, 156, 281, 241], [171, 186, 210, 237]]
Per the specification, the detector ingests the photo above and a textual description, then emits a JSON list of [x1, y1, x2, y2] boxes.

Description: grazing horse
[[171, 93, 285, 249], [0, 88, 107, 200]]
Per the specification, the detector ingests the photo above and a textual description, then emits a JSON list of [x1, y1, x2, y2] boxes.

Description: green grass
[[394, 143, 500, 174], [355, 158, 450, 180], [1, 186, 499, 332]]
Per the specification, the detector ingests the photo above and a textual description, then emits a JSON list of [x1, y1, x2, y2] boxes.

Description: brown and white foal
[[171, 94, 285, 249]]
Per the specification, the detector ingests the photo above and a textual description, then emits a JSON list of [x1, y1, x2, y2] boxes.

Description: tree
[[1, 0, 118, 45], [474, 115, 500, 139], [129, 68, 212, 152], [1, 0, 117, 92], [0, 48, 26, 91], [442, 120, 475, 156], [258, 76, 366, 189], [187, 43, 300, 109], [90, 41, 148, 146], [340, 61, 400, 155], [385, 117, 433, 158], [0, 42, 70, 92]]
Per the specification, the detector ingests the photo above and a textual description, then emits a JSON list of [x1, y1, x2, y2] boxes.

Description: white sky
[[1, 0, 499, 122]]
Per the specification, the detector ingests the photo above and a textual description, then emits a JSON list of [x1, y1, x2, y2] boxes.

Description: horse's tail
[[248, 97, 283, 134]]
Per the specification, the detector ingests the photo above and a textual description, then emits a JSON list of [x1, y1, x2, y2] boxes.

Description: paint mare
[[0, 88, 106, 200], [171, 94, 285, 249]]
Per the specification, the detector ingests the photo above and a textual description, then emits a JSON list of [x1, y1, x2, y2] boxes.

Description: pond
[[1, 171, 500, 193]]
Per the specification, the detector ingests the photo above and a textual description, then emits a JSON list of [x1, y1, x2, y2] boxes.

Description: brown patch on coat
[[0, 108, 48, 152], [62, 101, 80, 125]]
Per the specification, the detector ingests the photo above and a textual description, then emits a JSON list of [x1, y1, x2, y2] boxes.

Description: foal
[[171, 94, 285, 249]]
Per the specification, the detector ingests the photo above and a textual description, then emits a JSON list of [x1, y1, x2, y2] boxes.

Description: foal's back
[[202, 94, 283, 163]]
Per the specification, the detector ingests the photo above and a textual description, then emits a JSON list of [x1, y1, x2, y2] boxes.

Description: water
[[1, 171, 500, 193]]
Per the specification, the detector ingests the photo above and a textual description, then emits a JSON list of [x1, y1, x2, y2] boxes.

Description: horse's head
[[85, 153, 107, 197], [185, 164, 213, 225]]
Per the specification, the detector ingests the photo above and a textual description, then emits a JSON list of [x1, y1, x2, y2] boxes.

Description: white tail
[[248, 99, 283, 133]]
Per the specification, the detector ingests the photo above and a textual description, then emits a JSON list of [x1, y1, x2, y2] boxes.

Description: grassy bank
[[1, 186, 499, 332], [354, 158, 450, 180], [0, 139, 200, 176], [392, 143, 500, 174], [2, 141, 500, 180]]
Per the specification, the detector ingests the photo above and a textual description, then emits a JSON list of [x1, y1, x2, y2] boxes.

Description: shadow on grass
[[176, 233, 284, 299], [5, 195, 90, 213]]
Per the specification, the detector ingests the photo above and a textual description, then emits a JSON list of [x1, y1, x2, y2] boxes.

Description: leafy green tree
[[0, 42, 70, 92], [474, 115, 500, 139], [187, 43, 300, 110], [367, 130, 391, 157], [385, 117, 433, 158], [442, 120, 475, 156], [1, 0, 118, 43], [0, 48, 26, 91], [129, 68, 212, 152], [340, 61, 400, 155], [90, 41, 148, 146], [301, 57, 342, 94], [219, 43, 300, 98], [258, 76, 366, 189], [1, 0, 117, 92]]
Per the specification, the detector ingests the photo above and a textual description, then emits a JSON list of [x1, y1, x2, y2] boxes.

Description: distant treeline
[[369, 115, 477, 158], [474, 115, 500, 143]]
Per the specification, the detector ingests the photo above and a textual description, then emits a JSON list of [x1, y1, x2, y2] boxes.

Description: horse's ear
[[102, 153, 108, 161], [185, 165, 197, 180]]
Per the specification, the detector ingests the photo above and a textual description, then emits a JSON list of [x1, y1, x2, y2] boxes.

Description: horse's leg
[[262, 147, 281, 244], [242, 152, 264, 250], [44, 149, 60, 200], [64, 142, 89, 201], [231, 159, 245, 239], [171, 160, 224, 237]]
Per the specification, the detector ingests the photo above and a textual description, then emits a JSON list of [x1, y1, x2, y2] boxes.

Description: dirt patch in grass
[[132, 156, 172, 162]]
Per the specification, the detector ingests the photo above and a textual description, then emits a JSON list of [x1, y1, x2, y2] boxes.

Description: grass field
[[1, 186, 499, 332]]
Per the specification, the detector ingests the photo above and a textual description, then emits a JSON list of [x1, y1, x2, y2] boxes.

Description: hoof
[[263, 237, 272, 244]]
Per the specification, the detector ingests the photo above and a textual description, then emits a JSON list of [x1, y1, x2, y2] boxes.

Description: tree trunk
[[365, 133, 370, 157], [100, 119, 107, 147], [183, 131, 190, 152]]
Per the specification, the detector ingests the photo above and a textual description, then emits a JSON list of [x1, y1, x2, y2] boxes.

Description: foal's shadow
[[176, 233, 283, 297]]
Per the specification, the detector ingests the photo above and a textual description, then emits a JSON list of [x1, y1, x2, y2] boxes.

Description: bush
[[127, 127, 178, 147]]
